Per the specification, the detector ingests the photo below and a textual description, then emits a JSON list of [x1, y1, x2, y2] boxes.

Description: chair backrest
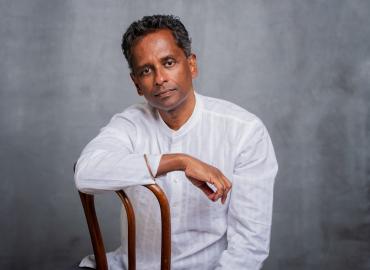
[[76, 166, 171, 270]]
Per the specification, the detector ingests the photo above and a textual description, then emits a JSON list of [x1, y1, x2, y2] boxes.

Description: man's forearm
[[155, 153, 188, 177], [154, 153, 232, 203]]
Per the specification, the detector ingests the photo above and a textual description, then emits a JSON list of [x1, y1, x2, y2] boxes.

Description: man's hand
[[155, 154, 232, 204], [183, 156, 232, 204]]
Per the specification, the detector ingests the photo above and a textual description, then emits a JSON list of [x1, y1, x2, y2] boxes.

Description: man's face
[[130, 29, 197, 113]]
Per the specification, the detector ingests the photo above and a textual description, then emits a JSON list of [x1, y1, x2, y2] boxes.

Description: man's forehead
[[131, 29, 183, 66]]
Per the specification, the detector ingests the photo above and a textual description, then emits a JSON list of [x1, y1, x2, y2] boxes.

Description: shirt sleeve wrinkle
[[234, 119, 267, 172], [74, 114, 156, 194], [216, 119, 278, 270]]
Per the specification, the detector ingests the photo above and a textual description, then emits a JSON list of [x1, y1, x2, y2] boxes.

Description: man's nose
[[154, 67, 168, 86]]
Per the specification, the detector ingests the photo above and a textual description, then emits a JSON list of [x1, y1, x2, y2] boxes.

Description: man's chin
[[149, 92, 192, 113], [150, 98, 181, 112]]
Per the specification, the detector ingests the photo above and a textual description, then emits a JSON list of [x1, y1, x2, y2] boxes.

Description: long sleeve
[[215, 119, 278, 270], [74, 113, 161, 194]]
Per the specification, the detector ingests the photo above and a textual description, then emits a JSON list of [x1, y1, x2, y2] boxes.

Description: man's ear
[[130, 72, 143, 96], [188, 53, 198, 78]]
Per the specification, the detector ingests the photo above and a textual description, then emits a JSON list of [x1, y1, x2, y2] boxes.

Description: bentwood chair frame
[[76, 165, 171, 270]]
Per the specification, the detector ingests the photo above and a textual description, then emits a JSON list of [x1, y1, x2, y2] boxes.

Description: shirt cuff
[[145, 154, 162, 177]]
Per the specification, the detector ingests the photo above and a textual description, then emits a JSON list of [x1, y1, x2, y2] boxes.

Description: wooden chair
[[76, 165, 171, 270]]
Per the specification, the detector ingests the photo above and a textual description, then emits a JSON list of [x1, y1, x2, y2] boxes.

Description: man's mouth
[[154, 88, 176, 97]]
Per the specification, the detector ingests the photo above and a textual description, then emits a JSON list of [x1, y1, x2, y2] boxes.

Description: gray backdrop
[[1, 0, 369, 269]]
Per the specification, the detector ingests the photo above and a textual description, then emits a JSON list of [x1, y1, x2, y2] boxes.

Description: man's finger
[[220, 176, 232, 204], [199, 183, 215, 197], [210, 178, 225, 202], [189, 177, 215, 198]]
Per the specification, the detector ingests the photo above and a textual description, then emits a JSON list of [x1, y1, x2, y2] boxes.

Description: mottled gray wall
[[1, 0, 369, 269]]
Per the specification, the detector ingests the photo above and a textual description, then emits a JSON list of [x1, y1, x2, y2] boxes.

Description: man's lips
[[154, 88, 176, 97]]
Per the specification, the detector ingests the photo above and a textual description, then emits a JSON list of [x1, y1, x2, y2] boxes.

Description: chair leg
[[79, 192, 108, 270]]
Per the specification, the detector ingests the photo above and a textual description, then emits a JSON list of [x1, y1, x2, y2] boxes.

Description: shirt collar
[[155, 91, 203, 141]]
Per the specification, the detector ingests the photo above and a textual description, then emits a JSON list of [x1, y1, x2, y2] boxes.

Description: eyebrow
[[161, 55, 176, 61], [134, 54, 177, 72]]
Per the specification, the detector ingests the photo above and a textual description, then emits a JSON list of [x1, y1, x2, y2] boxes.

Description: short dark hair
[[121, 14, 192, 71]]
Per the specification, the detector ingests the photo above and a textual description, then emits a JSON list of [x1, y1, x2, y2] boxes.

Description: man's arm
[[215, 119, 278, 270], [156, 154, 232, 203], [74, 114, 159, 193], [75, 114, 231, 202]]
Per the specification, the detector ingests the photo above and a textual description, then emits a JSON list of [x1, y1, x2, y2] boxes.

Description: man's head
[[122, 15, 192, 71], [121, 15, 198, 115]]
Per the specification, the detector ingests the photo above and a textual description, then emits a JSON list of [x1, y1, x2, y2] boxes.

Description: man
[[75, 15, 278, 270]]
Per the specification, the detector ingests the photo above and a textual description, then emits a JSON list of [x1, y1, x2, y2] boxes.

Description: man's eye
[[140, 67, 151, 76], [164, 59, 176, 67]]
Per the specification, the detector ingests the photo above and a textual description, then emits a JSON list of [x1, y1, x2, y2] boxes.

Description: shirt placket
[[169, 139, 182, 221]]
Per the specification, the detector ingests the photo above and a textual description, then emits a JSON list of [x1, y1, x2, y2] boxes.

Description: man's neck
[[158, 91, 196, 131]]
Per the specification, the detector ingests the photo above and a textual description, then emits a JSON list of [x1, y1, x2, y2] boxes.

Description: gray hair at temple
[[121, 14, 192, 71]]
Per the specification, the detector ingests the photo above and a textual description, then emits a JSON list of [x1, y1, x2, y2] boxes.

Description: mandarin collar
[[155, 92, 203, 142]]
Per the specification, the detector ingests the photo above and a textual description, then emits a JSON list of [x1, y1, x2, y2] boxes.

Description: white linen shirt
[[75, 92, 278, 270]]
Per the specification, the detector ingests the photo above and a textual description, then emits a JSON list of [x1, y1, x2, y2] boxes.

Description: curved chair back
[[76, 166, 171, 270]]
